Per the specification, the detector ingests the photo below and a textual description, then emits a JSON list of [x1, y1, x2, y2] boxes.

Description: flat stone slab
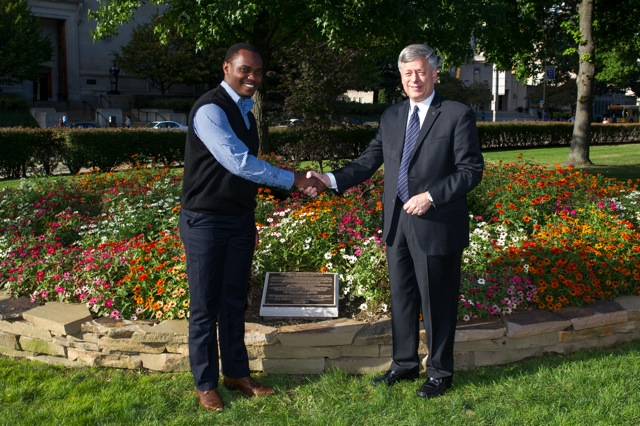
[[503, 309, 572, 338], [455, 318, 505, 342], [81, 317, 155, 338], [615, 295, 640, 320], [555, 300, 628, 331], [0, 296, 38, 320], [245, 322, 279, 345], [278, 318, 364, 347], [22, 302, 93, 335], [353, 318, 392, 346]]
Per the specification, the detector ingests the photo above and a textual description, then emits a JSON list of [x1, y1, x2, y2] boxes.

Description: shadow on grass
[[580, 164, 640, 180]]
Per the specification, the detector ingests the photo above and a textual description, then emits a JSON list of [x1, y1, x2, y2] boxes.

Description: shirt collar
[[221, 81, 254, 115], [410, 90, 436, 113]]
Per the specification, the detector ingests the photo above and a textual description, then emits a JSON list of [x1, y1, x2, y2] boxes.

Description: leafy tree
[[473, 0, 640, 167], [466, 82, 493, 112], [114, 17, 217, 96], [0, 0, 52, 86], [88, 0, 479, 152]]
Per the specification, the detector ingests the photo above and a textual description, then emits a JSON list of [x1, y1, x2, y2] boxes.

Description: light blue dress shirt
[[193, 81, 295, 189]]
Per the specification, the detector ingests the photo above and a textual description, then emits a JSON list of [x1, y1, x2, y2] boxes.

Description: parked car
[[276, 118, 304, 127], [341, 118, 378, 127], [66, 121, 100, 128], [144, 121, 188, 130]]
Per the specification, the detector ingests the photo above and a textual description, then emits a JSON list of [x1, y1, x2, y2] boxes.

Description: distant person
[[125, 115, 132, 128], [57, 118, 64, 127], [62, 113, 68, 126]]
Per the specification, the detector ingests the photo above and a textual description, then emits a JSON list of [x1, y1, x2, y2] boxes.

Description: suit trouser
[[386, 208, 462, 380], [179, 208, 255, 391]]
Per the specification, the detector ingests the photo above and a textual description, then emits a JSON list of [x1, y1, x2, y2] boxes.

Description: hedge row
[[1, 123, 639, 178], [0, 128, 186, 178]]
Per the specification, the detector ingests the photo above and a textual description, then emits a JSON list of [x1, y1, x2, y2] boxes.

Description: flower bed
[[1, 157, 639, 322]]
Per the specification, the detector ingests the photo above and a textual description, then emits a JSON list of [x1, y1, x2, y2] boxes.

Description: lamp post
[[108, 62, 120, 95]]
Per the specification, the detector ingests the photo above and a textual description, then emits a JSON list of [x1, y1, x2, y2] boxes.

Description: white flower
[[477, 278, 486, 285], [359, 303, 368, 311], [324, 252, 333, 260]]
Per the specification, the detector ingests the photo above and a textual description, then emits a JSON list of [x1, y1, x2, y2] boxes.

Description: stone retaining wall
[[1, 292, 640, 374]]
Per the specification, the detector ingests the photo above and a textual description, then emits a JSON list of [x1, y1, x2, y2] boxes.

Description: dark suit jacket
[[333, 93, 484, 255]]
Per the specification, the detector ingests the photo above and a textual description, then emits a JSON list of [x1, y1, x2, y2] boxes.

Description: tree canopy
[[114, 16, 219, 96], [0, 0, 52, 86], [89, 0, 480, 151], [89, 0, 640, 161]]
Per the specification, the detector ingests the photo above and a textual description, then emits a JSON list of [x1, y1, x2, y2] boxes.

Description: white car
[[145, 121, 188, 130]]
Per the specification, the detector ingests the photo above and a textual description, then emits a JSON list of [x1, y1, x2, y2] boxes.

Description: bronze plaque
[[263, 272, 336, 306], [260, 272, 338, 318]]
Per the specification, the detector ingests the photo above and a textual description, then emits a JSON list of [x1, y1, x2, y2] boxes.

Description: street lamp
[[108, 61, 120, 94]]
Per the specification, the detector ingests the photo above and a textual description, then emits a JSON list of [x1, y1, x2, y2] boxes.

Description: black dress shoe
[[371, 368, 420, 386], [416, 376, 453, 398]]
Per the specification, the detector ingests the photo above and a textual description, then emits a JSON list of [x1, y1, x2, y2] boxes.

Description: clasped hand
[[294, 172, 328, 196]]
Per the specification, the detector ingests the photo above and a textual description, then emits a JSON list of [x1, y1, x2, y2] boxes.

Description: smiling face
[[400, 57, 438, 103], [223, 49, 263, 99]]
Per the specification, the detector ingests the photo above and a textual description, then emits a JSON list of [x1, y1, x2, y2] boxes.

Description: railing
[[96, 110, 110, 126], [99, 94, 111, 108]]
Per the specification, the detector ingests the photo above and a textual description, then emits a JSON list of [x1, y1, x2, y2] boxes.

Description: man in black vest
[[180, 43, 323, 412]]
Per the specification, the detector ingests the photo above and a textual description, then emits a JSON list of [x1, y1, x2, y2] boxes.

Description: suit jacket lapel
[[410, 94, 442, 159], [396, 101, 412, 157]]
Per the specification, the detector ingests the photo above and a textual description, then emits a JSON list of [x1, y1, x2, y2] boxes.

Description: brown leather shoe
[[223, 376, 274, 397], [195, 388, 224, 412]]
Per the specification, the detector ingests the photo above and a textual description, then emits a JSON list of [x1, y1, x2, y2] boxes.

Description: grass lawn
[[483, 143, 640, 180], [2, 340, 640, 425]]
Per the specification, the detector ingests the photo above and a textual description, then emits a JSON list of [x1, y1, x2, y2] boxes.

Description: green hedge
[[1, 123, 639, 178], [477, 122, 640, 149]]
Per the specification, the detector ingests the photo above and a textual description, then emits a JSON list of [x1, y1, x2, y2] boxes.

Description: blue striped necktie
[[397, 105, 421, 203]]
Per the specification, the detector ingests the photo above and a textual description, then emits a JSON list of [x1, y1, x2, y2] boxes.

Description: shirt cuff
[[326, 172, 338, 190]]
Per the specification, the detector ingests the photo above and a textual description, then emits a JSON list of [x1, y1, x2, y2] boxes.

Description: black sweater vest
[[181, 86, 260, 215]]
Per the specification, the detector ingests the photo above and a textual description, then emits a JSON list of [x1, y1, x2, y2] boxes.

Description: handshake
[[293, 171, 330, 197]]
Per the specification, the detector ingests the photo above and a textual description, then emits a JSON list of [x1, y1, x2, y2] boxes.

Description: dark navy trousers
[[179, 208, 255, 391]]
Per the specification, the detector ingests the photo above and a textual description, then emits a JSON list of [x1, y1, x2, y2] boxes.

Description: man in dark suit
[[307, 43, 483, 398]]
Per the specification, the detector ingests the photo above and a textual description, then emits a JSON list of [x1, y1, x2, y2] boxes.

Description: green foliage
[[0, 128, 54, 177], [275, 42, 372, 126], [0, 0, 53, 85], [114, 17, 214, 96], [57, 128, 185, 172], [268, 126, 375, 172]]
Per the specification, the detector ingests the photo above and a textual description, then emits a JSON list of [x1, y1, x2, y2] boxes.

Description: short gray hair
[[397, 44, 439, 71]]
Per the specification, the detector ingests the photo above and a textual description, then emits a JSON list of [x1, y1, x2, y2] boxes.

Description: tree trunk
[[254, 85, 269, 153], [566, 0, 595, 167]]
